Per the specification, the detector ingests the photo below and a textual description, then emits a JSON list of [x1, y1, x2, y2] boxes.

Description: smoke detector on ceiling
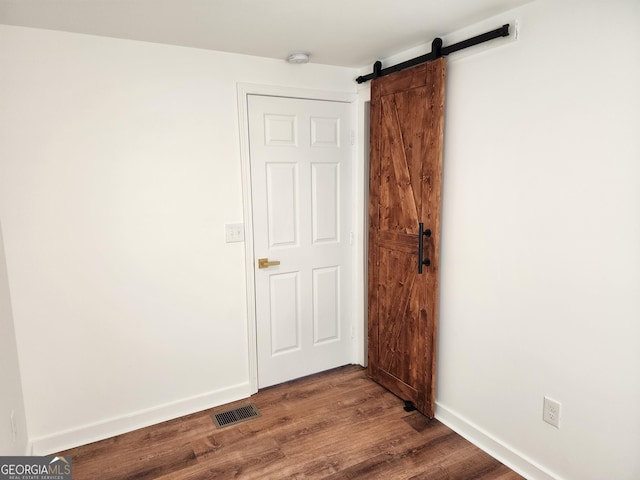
[[287, 52, 310, 64]]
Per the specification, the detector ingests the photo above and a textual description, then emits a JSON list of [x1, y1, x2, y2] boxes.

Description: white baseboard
[[30, 382, 252, 455], [435, 402, 560, 480]]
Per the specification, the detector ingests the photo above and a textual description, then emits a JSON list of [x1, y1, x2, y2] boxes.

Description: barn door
[[368, 58, 446, 417]]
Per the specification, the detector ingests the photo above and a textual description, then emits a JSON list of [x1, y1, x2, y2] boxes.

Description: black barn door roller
[[356, 24, 510, 84]]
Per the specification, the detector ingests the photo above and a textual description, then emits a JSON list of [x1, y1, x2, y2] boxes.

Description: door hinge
[[350, 130, 355, 146]]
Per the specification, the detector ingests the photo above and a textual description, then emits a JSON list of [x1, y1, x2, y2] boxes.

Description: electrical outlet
[[10, 410, 17, 442], [543, 396, 561, 428]]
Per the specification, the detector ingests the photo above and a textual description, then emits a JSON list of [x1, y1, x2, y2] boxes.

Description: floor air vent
[[212, 403, 261, 428]]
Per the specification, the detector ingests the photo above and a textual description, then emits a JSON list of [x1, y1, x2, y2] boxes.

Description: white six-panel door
[[248, 95, 353, 388]]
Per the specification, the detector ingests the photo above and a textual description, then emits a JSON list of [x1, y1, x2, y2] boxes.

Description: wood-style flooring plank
[[57, 365, 524, 480]]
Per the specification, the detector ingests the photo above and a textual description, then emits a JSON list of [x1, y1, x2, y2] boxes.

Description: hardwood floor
[[57, 366, 524, 479]]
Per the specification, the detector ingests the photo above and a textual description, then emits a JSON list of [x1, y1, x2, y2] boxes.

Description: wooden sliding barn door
[[368, 58, 446, 418]]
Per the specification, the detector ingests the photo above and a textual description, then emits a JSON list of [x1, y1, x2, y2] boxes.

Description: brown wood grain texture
[[367, 79, 382, 380], [378, 249, 420, 388], [368, 57, 446, 417], [380, 94, 419, 233], [56, 366, 523, 480], [422, 58, 446, 415], [378, 231, 419, 254], [378, 64, 429, 95]]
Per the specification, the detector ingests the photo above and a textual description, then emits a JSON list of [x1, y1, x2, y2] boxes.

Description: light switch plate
[[225, 223, 244, 243]]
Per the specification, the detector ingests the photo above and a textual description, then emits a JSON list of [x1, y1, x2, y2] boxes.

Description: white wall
[[0, 222, 29, 455], [366, 1, 640, 479], [0, 24, 358, 454]]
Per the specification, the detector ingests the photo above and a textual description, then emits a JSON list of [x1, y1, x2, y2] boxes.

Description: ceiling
[[0, 0, 532, 68]]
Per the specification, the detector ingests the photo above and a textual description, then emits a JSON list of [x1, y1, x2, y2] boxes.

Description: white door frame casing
[[236, 83, 365, 394]]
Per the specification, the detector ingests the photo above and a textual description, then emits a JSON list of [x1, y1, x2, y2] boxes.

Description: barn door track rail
[[356, 24, 510, 84]]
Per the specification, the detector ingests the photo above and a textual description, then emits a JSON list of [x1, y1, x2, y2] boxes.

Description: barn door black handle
[[418, 222, 431, 274]]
